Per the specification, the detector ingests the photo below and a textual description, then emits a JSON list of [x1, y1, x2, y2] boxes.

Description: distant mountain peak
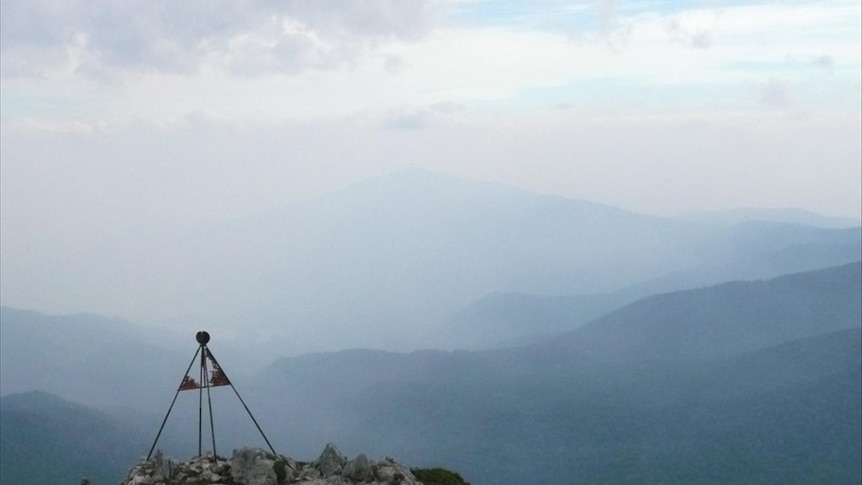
[[332, 167, 528, 200], [680, 207, 861, 228]]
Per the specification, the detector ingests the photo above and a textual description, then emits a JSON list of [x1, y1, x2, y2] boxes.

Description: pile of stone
[[120, 444, 422, 485]]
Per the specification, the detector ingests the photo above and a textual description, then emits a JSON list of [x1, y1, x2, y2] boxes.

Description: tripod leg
[[198, 347, 205, 457], [203, 349, 218, 459], [203, 347, 277, 456], [147, 346, 201, 460], [228, 383, 278, 456]]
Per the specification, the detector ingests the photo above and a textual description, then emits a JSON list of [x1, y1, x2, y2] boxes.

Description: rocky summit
[[120, 444, 422, 485]]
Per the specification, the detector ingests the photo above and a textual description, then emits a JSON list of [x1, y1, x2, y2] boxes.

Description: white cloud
[[1, 0, 859, 220], [0, 0, 441, 77], [760, 78, 792, 108], [381, 102, 465, 130], [810, 55, 835, 75], [4, 0, 858, 127], [2, 0, 860, 332]]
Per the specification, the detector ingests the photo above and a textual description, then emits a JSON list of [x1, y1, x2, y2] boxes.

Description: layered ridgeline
[[0, 392, 467, 485], [252, 262, 862, 484], [0, 307, 190, 412], [0, 391, 147, 485], [4, 170, 859, 356], [680, 207, 862, 228], [443, 225, 861, 349], [1, 263, 859, 484]]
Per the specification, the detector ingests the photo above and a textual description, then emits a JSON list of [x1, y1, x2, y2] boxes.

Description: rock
[[316, 442, 347, 477], [200, 470, 222, 482], [372, 458, 420, 485], [119, 444, 426, 485], [211, 461, 230, 475], [151, 450, 178, 479], [230, 448, 277, 485], [272, 456, 297, 483], [121, 457, 168, 485], [343, 453, 372, 481]]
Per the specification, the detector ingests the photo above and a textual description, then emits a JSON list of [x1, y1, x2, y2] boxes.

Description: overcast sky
[[1, 0, 860, 238]]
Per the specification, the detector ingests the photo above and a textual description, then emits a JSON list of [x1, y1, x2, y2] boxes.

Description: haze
[[1, 0, 860, 355], [2, 3, 862, 484]]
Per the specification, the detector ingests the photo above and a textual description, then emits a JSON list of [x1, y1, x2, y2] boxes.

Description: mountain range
[[443, 235, 861, 349], [680, 207, 862, 228], [0, 391, 148, 485], [1, 170, 860, 484], [2, 170, 859, 356], [4, 262, 858, 484], [250, 263, 861, 484]]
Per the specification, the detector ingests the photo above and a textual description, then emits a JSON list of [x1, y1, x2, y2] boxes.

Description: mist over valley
[[2, 182, 860, 483], [2, 0, 861, 483], [3, 170, 859, 360]]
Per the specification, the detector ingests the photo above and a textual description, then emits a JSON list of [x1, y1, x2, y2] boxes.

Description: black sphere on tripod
[[196, 331, 210, 345]]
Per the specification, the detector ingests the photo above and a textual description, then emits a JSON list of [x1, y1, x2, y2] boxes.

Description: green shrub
[[273, 459, 287, 482], [411, 467, 471, 485]]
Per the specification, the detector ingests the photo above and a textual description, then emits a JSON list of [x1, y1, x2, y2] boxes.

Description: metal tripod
[[146, 331, 277, 460]]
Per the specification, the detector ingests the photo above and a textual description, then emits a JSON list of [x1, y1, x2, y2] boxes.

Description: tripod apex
[[196, 331, 210, 345], [147, 330, 277, 460]]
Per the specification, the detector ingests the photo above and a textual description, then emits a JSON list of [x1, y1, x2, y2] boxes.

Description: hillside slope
[[0, 392, 148, 485], [5, 170, 858, 355], [254, 263, 862, 484], [540, 261, 862, 362], [442, 238, 860, 349]]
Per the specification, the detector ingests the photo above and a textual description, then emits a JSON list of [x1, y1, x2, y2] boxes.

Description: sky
[[0, 0, 860, 349], [1, 0, 860, 228]]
